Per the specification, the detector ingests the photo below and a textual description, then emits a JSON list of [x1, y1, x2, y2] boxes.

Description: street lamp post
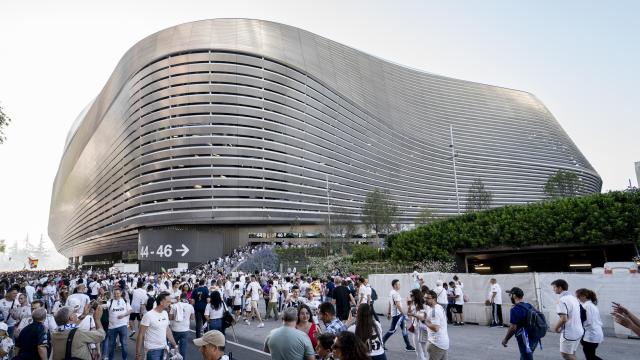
[[449, 125, 461, 214], [326, 174, 331, 254]]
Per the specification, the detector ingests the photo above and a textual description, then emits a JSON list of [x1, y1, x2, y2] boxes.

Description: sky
[[0, 1, 638, 269]]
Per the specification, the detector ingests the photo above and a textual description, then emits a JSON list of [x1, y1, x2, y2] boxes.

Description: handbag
[[222, 302, 234, 329]]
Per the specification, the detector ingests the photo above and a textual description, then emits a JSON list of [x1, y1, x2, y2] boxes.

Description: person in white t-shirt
[[551, 279, 583, 360], [67, 284, 91, 318], [21, 281, 36, 305], [135, 292, 179, 360], [232, 284, 243, 321], [246, 275, 264, 328], [434, 280, 448, 309], [575, 288, 603, 360], [88, 279, 101, 300], [0, 322, 13, 360], [13, 300, 57, 339], [0, 286, 20, 336], [488, 278, 504, 327], [169, 294, 195, 359], [129, 281, 148, 338], [449, 281, 465, 326], [382, 279, 415, 352], [410, 268, 421, 290], [347, 303, 385, 359], [43, 281, 58, 312], [421, 289, 449, 360], [106, 288, 132, 360]]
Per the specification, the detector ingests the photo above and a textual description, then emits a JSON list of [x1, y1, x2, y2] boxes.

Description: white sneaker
[[257, 322, 264, 328], [244, 319, 250, 325]]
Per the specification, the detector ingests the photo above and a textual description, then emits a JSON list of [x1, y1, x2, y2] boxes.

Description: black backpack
[[145, 294, 155, 311], [518, 303, 547, 340], [371, 288, 378, 302]]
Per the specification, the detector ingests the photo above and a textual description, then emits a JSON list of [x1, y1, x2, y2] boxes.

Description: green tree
[[362, 188, 400, 243], [330, 207, 359, 253], [544, 169, 583, 199], [415, 207, 435, 226], [0, 104, 10, 144], [465, 178, 493, 212]]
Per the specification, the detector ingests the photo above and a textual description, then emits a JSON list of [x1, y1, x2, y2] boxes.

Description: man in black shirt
[[331, 279, 355, 321], [14, 308, 50, 360], [192, 279, 209, 338]]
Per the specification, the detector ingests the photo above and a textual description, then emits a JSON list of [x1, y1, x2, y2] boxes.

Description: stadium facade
[[49, 19, 602, 270]]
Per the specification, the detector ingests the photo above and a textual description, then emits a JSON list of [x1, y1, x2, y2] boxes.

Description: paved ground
[[111, 304, 638, 360]]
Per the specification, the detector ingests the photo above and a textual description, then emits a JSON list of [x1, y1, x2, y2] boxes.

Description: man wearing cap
[[193, 330, 226, 360], [501, 287, 537, 360]]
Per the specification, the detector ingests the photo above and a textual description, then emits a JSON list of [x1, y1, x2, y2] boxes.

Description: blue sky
[[0, 0, 638, 266]]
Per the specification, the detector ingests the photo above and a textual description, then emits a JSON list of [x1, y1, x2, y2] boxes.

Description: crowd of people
[[0, 245, 637, 360]]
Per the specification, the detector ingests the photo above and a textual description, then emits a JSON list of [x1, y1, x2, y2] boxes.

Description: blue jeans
[[108, 325, 128, 360], [146, 348, 165, 360], [382, 314, 412, 348], [101, 338, 109, 359], [208, 318, 225, 335], [172, 331, 188, 359], [516, 330, 539, 360]]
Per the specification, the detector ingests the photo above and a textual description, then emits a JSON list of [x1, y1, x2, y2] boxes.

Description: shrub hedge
[[387, 191, 640, 262]]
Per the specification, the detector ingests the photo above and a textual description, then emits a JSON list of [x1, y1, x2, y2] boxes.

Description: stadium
[[48, 19, 601, 270]]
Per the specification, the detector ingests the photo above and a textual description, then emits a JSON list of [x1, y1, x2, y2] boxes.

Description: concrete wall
[[369, 272, 640, 338]]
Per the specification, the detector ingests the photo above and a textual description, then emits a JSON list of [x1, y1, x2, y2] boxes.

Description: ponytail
[[575, 288, 598, 305]]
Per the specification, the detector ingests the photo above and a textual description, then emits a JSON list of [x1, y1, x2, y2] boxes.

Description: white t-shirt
[[131, 288, 148, 313], [107, 298, 132, 329], [426, 304, 449, 350], [454, 287, 464, 305], [581, 300, 603, 343], [169, 289, 182, 301], [389, 289, 402, 316], [16, 314, 58, 334], [67, 293, 91, 315], [0, 336, 13, 360], [205, 303, 225, 320], [170, 303, 194, 333], [248, 281, 261, 301], [44, 285, 57, 298], [89, 281, 100, 296], [25, 286, 36, 304], [0, 298, 18, 326], [490, 283, 502, 305], [435, 286, 448, 305], [78, 315, 96, 331], [233, 289, 243, 306], [140, 310, 170, 350], [348, 321, 384, 356], [269, 284, 280, 302], [224, 281, 233, 298], [556, 292, 584, 341], [358, 286, 368, 304]]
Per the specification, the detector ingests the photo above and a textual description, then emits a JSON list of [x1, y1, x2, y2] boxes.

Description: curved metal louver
[[48, 19, 601, 257]]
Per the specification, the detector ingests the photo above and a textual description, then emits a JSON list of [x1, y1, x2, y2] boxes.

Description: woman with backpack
[[575, 288, 603, 360], [347, 303, 386, 360]]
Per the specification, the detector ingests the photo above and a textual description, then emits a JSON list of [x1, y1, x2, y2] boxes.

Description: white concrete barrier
[[369, 271, 640, 338]]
